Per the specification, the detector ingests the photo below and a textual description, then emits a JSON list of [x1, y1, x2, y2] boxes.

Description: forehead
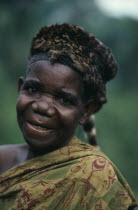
[[27, 60, 84, 95]]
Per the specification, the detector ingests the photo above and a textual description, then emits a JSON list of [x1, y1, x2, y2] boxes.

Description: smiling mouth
[[27, 121, 52, 132], [31, 124, 48, 131]]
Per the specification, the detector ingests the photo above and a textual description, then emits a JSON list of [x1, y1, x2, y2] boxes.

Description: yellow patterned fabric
[[0, 137, 137, 210]]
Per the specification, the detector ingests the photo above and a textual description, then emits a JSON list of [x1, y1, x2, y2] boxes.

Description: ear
[[18, 76, 25, 93], [79, 100, 98, 125]]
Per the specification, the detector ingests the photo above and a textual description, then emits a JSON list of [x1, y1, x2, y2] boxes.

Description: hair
[[28, 23, 118, 146]]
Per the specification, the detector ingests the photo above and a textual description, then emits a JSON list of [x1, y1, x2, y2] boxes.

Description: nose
[[32, 97, 56, 117]]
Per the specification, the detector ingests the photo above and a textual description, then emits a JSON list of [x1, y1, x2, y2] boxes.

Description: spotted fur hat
[[30, 23, 118, 109]]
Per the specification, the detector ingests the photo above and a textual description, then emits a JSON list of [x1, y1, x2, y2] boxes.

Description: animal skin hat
[[30, 23, 118, 109]]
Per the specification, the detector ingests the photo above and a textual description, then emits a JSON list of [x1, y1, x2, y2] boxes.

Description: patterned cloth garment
[[0, 137, 137, 210]]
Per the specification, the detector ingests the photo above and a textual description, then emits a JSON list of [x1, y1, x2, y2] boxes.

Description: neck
[[26, 140, 71, 161]]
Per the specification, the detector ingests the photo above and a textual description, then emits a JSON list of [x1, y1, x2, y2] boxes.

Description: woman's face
[[16, 60, 89, 152]]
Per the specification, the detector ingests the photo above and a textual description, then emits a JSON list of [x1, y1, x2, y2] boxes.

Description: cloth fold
[[0, 137, 137, 209]]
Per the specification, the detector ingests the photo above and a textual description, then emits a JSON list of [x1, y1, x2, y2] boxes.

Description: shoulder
[[70, 138, 119, 184], [0, 144, 28, 174], [0, 144, 25, 157], [77, 144, 135, 208], [78, 144, 126, 191], [72, 139, 136, 208], [79, 149, 117, 184]]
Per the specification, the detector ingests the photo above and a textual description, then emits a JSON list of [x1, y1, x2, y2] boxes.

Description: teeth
[[32, 124, 47, 131]]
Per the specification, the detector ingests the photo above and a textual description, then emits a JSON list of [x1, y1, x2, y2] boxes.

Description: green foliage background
[[0, 0, 138, 199]]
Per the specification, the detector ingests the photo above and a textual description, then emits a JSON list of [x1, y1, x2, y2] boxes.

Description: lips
[[30, 123, 48, 131], [26, 121, 53, 132]]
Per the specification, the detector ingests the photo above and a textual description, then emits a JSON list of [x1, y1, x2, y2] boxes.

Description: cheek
[[60, 108, 82, 129], [16, 95, 31, 114]]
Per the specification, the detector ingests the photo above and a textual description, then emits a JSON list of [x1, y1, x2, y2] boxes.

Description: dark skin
[[0, 60, 97, 175]]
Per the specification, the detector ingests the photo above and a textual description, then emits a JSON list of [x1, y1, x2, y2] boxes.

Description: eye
[[58, 96, 77, 106], [28, 87, 39, 95], [55, 92, 78, 107], [59, 97, 71, 105]]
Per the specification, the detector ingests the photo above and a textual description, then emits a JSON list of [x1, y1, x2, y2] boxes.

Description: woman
[[0, 23, 137, 209]]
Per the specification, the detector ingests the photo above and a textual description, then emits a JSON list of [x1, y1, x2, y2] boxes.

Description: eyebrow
[[23, 79, 43, 87], [56, 89, 78, 102]]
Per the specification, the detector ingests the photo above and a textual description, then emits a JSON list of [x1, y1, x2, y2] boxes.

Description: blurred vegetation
[[0, 0, 138, 199]]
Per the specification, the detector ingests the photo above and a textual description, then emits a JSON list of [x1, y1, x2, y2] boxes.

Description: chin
[[23, 133, 73, 154]]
